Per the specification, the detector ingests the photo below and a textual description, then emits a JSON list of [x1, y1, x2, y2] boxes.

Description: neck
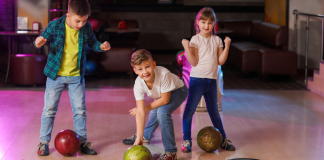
[[199, 32, 211, 38]]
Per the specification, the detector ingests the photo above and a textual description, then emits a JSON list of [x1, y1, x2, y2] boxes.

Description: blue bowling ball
[[85, 61, 96, 75]]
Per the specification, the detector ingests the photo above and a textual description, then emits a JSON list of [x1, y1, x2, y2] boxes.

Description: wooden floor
[[1, 88, 324, 160]]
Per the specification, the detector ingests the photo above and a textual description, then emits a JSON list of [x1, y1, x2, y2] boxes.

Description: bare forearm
[[145, 98, 169, 111], [136, 110, 145, 140], [183, 45, 198, 66], [219, 46, 229, 65]]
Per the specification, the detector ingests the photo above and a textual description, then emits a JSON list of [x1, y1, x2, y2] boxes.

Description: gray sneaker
[[37, 142, 49, 156], [122, 134, 150, 145]]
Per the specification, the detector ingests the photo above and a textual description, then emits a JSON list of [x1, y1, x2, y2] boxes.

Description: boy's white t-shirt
[[134, 66, 184, 101], [189, 34, 223, 79]]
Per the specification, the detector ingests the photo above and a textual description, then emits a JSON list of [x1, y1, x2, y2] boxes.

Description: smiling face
[[133, 59, 156, 82], [66, 12, 88, 30], [198, 19, 215, 35]]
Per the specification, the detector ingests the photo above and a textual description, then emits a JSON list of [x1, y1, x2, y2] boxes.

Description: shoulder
[[156, 66, 170, 75], [191, 34, 199, 41]]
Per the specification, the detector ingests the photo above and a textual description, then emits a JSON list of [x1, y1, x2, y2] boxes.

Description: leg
[[182, 77, 206, 141], [40, 77, 65, 143], [143, 108, 159, 140], [158, 86, 188, 153], [67, 76, 87, 142], [203, 79, 227, 138]]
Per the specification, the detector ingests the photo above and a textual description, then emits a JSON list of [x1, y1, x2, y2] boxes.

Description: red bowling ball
[[54, 129, 81, 156]]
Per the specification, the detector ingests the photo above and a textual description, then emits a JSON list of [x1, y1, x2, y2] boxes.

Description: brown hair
[[131, 49, 153, 67], [68, 0, 91, 16], [194, 7, 217, 35]]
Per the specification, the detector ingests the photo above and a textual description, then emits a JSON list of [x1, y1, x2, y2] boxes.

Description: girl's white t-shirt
[[189, 34, 223, 79], [134, 66, 184, 101]]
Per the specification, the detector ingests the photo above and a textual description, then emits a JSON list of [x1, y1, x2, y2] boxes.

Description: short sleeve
[[133, 80, 145, 101], [216, 36, 223, 48], [189, 35, 198, 49]]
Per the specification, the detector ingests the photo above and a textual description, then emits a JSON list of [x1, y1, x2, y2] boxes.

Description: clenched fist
[[35, 36, 47, 48], [100, 41, 111, 51], [182, 39, 189, 48], [224, 36, 231, 47]]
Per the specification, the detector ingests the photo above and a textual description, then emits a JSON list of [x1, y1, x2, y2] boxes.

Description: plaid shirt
[[34, 14, 104, 83]]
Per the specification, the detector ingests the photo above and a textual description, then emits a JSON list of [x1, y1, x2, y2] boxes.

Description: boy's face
[[198, 19, 215, 34], [66, 12, 88, 30], [133, 59, 156, 82]]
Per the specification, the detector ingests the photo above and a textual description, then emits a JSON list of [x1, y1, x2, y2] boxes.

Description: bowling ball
[[176, 51, 185, 66], [197, 126, 222, 152], [54, 129, 81, 156], [85, 60, 96, 75], [88, 18, 99, 31], [123, 145, 152, 160], [118, 20, 127, 30]]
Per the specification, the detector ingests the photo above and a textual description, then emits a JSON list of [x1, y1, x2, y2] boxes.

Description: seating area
[[219, 20, 297, 79]]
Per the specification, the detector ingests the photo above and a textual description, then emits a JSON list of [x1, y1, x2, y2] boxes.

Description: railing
[[293, 10, 324, 85]]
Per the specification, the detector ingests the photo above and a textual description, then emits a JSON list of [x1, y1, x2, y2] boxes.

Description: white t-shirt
[[134, 66, 184, 101], [189, 34, 223, 79]]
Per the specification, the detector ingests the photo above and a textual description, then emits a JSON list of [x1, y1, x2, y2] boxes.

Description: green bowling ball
[[123, 145, 152, 160]]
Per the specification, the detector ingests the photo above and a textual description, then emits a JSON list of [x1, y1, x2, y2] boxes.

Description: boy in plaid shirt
[[34, 0, 110, 156]]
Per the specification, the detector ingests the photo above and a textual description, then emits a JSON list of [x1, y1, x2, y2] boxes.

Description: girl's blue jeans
[[182, 77, 226, 141]]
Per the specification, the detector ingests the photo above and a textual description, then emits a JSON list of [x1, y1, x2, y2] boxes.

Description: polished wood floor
[[1, 88, 324, 160]]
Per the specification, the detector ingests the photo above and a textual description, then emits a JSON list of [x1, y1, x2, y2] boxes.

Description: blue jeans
[[40, 76, 87, 143], [143, 85, 188, 153], [182, 77, 226, 141]]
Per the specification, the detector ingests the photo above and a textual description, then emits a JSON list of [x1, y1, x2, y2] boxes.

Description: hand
[[129, 108, 137, 117], [35, 36, 47, 48], [182, 39, 189, 47], [133, 137, 143, 146], [100, 41, 111, 51], [224, 36, 231, 47]]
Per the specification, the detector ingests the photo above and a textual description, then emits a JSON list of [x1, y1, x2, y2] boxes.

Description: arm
[[33, 21, 54, 48], [182, 39, 199, 66], [134, 99, 145, 145], [86, 22, 111, 52], [129, 91, 171, 117], [144, 91, 171, 111], [218, 36, 231, 65]]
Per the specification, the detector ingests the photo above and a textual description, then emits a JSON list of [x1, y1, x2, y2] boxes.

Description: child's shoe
[[181, 140, 192, 152], [122, 134, 150, 145], [158, 152, 177, 160], [37, 142, 49, 156], [221, 138, 236, 151], [79, 142, 97, 155]]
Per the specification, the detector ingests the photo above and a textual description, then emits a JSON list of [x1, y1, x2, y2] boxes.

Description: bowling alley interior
[[1, 0, 324, 160]]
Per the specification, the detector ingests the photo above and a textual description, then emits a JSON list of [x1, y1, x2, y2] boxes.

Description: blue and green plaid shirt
[[34, 14, 104, 83]]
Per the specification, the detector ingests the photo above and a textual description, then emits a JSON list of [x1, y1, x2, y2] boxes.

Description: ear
[[66, 13, 70, 18], [153, 61, 157, 69], [133, 67, 138, 74]]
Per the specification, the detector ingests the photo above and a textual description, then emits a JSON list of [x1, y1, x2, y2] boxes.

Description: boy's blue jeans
[[182, 77, 226, 141], [142, 85, 188, 153], [40, 76, 87, 143]]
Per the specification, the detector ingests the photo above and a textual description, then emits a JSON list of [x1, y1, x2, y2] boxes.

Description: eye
[[138, 69, 142, 71], [146, 66, 150, 68]]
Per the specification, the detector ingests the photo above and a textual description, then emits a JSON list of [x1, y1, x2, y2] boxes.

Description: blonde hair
[[194, 7, 217, 35], [131, 49, 153, 67]]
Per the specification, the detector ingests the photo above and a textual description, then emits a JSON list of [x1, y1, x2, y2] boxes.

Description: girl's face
[[198, 19, 215, 35]]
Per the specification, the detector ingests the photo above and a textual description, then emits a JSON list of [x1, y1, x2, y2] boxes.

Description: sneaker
[[158, 152, 177, 160], [221, 138, 235, 151], [37, 142, 49, 156], [181, 140, 192, 153], [122, 134, 150, 145], [79, 142, 97, 155]]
